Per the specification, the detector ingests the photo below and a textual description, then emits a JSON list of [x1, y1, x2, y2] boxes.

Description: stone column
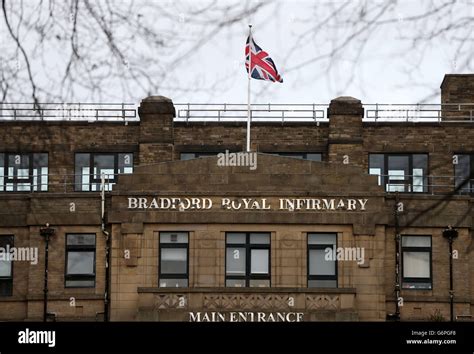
[[138, 96, 175, 164], [327, 96, 364, 169]]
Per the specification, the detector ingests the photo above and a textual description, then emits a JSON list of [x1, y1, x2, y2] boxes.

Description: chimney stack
[[440, 74, 474, 120]]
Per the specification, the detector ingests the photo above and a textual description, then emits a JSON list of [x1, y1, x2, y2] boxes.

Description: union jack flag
[[245, 36, 283, 83]]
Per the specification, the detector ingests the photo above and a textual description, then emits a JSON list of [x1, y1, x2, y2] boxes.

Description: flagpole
[[246, 24, 252, 152]]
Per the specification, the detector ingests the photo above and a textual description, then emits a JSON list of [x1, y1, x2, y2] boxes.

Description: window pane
[[0, 236, 13, 277], [387, 170, 406, 192], [67, 252, 95, 274], [0, 279, 13, 296], [413, 155, 427, 192], [308, 233, 336, 245], [455, 154, 470, 192], [306, 153, 322, 161], [309, 249, 335, 275], [249, 279, 270, 287], [226, 279, 246, 287], [0, 153, 4, 192], [250, 249, 269, 274], [413, 154, 428, 170], [0, 260, 12, 277], [308, 279, 337, 288], [159, 278, 188, 287], [93, 154, 115, 179], [8, 154, 29, 179], [65, 279, 95, 287], [369, 154, 384, 185], [161, 248, 187, 274], [8, 154, 31, 191], [33, 153, 48, 190], [196, 152, 218, 158], [75, 153, 90, 191], [227, 233, 246, 244], [67, 234, 96, 246], [226, 247, 246, 275], [402, 236, 431, 247], [387, 156, 409, 192], [402, 281, 431, 290], [160, 232, 188, 244], [180, 153, 195, 160], [250, 233, 270, 244], [412, 168, 424, 192], [388, 155, 409, 172], [403, 252, 430, 278]]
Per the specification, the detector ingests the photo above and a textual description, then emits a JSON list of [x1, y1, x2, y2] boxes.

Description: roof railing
[[174, 103, 474, 123], [1, 102, 474, 123], [0, 172, 473, 196], [0, 102, 138, 122]]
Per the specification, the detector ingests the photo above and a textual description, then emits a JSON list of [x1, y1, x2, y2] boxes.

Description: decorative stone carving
[[153, 294, 187, 309], [203, 294, 291, 310], [306, 295, 340, 310]]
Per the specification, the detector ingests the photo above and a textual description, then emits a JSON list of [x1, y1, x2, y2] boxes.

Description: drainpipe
[[394, 194, 401, 321], [442, 226, 458, 322], [387, 193, 401, 321], [101, 174, 111, 322]]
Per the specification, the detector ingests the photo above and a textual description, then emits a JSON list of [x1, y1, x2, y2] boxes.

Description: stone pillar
[[327, 96, 364, 169], [440, 74, 474, 120], [138, 96, 175, 164]]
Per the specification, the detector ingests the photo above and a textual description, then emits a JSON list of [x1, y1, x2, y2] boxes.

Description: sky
[[1, 0, 473, 105], [165, 0, 472, 105]]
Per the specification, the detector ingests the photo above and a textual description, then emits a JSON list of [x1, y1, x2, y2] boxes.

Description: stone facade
[[0, 74, 473, 322]]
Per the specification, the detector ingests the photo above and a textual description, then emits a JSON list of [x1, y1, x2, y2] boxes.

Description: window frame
[[74, 152, 133, 191], [401, 235, 432, 290], [266, 152, 323, 161], [0, 152, 49, 192], [225, 232, 271, 287], [159, 232, 189, 287], [368, 153, 429, 193], [453, 153, 474, 194], [180, 152, 227, 160], [0, 235, 14, 296], [307, 233, 338, 288], [64, 233, 97, 288]]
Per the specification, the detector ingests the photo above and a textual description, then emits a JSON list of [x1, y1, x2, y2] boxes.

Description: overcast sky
[[1, 0, 473, 105], [168, 0, 472, 105]]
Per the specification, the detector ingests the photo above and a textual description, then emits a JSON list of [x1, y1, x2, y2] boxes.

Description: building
[[0, 74, 474, 322]]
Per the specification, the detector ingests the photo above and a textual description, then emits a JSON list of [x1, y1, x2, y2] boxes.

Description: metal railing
[[1, 102, 473, 123], [372, 173, 473, 195], [364, 103, 474, 123], [0, 103, 138, 122], [0, 172, 473, 196], [174, 103, 328, 123], [174, 103, 474, 123]]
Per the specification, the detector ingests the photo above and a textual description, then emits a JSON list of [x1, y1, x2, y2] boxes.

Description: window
[[402, 236, 432, 290], [454, 154, 474, 194], [180, 152, 221, 160], [225, 232, 270, 287], [159, 232, 189, 287], [267, 152, 322, 161], [0, 235, 14, 296], [0, 153, 48, 192], [308, 233, 337, 288], [369, 154, 428, 193], [65, 234, 96, 288], [74, 153, 133, 191]]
